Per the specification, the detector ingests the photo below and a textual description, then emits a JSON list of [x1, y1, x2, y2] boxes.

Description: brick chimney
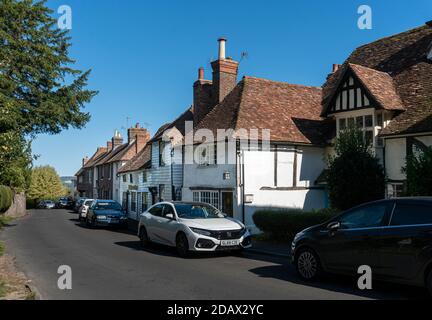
[[82, 156, 89, 167], [127, 123, 150, 153], [193, 67, 213, 125], [332, 64, 341, 73], [211, 38, 239, 105], [107, 141, 113, 151], [112, 130, 123, 148]]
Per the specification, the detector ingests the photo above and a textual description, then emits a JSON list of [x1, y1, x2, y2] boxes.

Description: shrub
[[403, 146, 432, 196], [0, 185, 13, 213], [327, 127, 385, 210], [252, 208, 339, 242]]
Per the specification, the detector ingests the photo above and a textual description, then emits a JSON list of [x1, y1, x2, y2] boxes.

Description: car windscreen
[[84, 200, 93, 206], [94, 202, 122, 211], [174, 204, 223, 219]]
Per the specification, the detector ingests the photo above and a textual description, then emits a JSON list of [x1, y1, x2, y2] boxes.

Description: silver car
[[137, 201, 252, 257]]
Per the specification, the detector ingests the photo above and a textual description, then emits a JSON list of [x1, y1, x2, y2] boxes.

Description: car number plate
[[220, 239, 240, 246], [110, 218, 119, 223]]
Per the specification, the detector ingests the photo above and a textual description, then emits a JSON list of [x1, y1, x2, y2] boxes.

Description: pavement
[[0, 209, 429, 300]]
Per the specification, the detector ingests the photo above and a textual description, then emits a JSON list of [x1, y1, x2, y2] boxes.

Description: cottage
[[322, 21, 432, 197]]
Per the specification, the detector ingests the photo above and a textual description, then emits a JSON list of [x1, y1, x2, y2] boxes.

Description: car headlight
[[97, 215, 107, 220], [190, 227, 212, 236]]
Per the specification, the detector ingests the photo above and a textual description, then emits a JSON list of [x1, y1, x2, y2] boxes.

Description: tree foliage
[[0, 0, 97, 189], [403, 146, 432, 196], [327, 127, 385, 210], [27, 166, 66, 201]]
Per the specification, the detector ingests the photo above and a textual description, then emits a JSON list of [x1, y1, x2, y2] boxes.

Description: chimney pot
[[135, 123, 140, 128], [218, 37, 227, 60], [332, 64, 341, 73], [198, 67, 204, 80]]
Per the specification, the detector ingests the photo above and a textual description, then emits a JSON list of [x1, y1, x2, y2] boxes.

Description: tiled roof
[[118, 144, 151, 174], [75, 147, 108, 176], [324, 24, 432, 136], [195, 76, 330, 145], [93, 143, 129, 166]]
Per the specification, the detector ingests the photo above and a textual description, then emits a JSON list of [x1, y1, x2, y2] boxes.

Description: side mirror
[[327, 221, 341, 231], [165, 213, 174, 220]]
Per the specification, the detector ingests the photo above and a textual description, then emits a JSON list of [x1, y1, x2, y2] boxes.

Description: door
[[319, 201, 392, 274], [146, 204, 164, 241], [222, 191, 234, 217], [156, 204, 179, 246], [376, 200, 432, 281]]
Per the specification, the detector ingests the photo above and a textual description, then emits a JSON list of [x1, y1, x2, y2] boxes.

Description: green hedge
[[0, 185, 13, 213], [252, 208, 339, 242]]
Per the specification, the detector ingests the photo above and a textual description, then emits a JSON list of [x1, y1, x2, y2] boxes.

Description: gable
[[328, 70, 374, 115]]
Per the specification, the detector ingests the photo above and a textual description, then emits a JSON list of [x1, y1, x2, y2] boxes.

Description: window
[[339, 203, 389, 229], [148, 204, 163, 217], [192, 191, 220, 209], [162, 204, 175, 219], [141, 192, 148, 212], [122, 175, 126, 182], [129, 174, 133, 183], [391, 203, 432, 226], [143, 171, 147, 183], [387, 183, 404, 198], [197, 144, 216, 166], [159, 141, 166, 167], [130, 192, 137, 212], [338, 114, 374, 147]]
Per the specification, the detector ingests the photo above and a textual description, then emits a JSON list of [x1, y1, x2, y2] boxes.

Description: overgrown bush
[[327, 127, 385, 210], [252, 208, 339, 242], [0, 185, 13, 213]]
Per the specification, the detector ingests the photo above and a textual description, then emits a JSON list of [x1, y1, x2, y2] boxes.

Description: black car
[[291, 197, 432, 293], [57, 197, 73, 209]]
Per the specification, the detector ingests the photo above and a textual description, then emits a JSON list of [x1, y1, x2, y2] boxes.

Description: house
[[321, 21, 432, 197], [182, 39, 332, 231], [75, 147, 107, 198], [75, 124, 150, 201], [117, 108, 193, 222]]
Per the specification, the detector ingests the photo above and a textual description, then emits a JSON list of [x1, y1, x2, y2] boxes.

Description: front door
[[222, 191, 233, 217]]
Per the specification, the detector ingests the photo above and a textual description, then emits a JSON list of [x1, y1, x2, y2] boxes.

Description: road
[[0, 209, 428, 300]]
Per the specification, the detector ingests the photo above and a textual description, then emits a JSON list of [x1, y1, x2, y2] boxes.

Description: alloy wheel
[[176, 234, 189, 257], [297, 250, 319, 280]]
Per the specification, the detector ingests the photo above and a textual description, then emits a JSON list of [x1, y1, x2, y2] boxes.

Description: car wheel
[[176, 233, 189, 257], [139, 227, 150, 248], [296, 247, 321, 281]]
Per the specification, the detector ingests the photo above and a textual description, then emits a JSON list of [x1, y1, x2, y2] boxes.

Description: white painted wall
[[385, 137, 406, 181]]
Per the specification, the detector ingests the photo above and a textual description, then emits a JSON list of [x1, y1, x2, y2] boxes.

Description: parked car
[[137, 201, 252, 257], [85, 200, 127, 228], [37, 200, 56, 209], [78, 199, 95, 221], [74, 198, 86, 213], [291, 197, 432, 294], [57, 197, 73, 209]]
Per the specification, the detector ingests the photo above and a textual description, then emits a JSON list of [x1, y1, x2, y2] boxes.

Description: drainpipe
[[170, 139, 175, 201], [236, 140, 245, 224]]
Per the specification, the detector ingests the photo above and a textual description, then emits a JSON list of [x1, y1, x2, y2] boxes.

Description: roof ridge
[[243, 76, 322, 90]]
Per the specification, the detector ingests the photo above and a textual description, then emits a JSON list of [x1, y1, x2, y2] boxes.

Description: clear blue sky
[[34, 0, 432, 176]]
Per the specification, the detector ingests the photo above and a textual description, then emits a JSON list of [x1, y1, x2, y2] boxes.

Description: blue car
[[85, 200, 127, 228]]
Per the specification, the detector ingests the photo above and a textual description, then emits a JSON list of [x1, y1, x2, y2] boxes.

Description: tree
[[403, 146, 432, 196], [27, 166, 66, 202], [327, 127, 385, 210], [0, 0, 97, 189]]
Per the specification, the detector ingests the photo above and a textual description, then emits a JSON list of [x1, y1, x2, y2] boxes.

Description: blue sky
[[34, 0, 432, 176]]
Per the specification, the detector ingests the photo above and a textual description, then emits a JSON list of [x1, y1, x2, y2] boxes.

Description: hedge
[[0, 185, 13, 213], [252, 208, 340, 242]]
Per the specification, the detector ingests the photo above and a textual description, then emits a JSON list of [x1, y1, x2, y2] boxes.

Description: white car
[[78, 199, 95, 221], [137, 201, 252, 256]]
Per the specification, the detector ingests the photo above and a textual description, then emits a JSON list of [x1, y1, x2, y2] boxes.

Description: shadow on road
[[249, 264, 429, 300]]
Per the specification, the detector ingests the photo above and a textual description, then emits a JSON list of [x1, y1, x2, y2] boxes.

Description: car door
[[375, 200, 432, 281], [318, 201, 392, 274], [155, 204, 179, 246], [146, 204, 164, 242]]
